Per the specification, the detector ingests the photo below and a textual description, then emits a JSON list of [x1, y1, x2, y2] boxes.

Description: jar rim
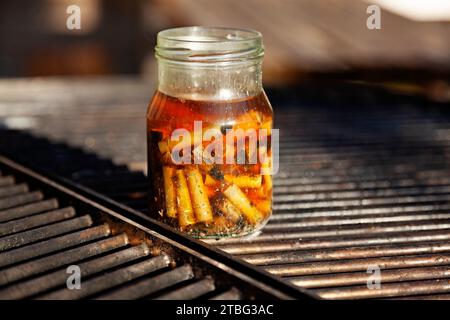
[[158, 26, 262, 43], [155, 26, 264, 64]]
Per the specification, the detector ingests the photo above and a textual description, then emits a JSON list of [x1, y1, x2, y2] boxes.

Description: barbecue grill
[[1, 78, 450, 299], [0, 155, 303, 299]]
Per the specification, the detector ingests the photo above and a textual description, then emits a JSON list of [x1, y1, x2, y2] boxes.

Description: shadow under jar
[[147, 27, 273, 238]]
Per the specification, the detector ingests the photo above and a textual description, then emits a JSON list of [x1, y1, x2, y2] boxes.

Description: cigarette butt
[[158, 141, 169, 154], [247, 143, 258, 164], [199, 164, 214, 172], [213, 216, 232, 231], [204, 174, 217, 186], [161, 152, 172, 164], [263, 174, 272, 191], [261, 120, 272, 135], [250, 110, 263, 123], [219, 197, 241, 222], [234, 121, 259, 131], [255, 199, 271, 215], [248, 187, 265, 198], [224, 174, 262, 188], [235, 110, 263, 130], [260, 150, 272, 176], [205, 185, 215, 198], [185, 167, 213, 222], [162, 166, 177, 218], [175, 169, 195, 227], [223, 184, 264, 224]]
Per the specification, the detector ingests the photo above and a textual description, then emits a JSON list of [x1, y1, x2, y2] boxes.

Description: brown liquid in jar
[[147, 91, 273, 238]]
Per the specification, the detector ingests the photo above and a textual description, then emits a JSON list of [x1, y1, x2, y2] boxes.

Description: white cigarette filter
[[223, 184, 264, 224], [185, 167, 214, 222]]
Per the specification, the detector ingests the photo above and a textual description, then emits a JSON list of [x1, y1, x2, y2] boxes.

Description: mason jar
[[147, 27, 274, 238]]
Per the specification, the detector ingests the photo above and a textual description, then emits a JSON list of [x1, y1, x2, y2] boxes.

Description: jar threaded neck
[[155, 26, 264, 66]]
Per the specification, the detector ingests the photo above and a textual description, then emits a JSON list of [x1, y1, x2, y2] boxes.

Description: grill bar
[[0, 199, 59, 223], [217, 230, 450, 254], [214, 221, 450, 244], [273, 176, 450, 192], [0, 183, 28, 198], [210, 287, 242, 300], [0, 234, 129, 285], [273, 194, 450, 211], [0, 191, 43, 210], [154, 277, 216, 300], [39, 255, 171, 300], [0, 176, 14, 187], [0, 244, 151, 299], [97, 264, 194, 300], [240, 241, 450, 265], [273, 186, 450, 203], [0, 207, 76, 236], [0, 224, 111, 267], [264, 214, 450, 230], [291, 266, 450, 288], [267, 203, 450, 221], [0, 215, 94, 251], [316, 279, 450, 300], [263, 253, 450, 276]]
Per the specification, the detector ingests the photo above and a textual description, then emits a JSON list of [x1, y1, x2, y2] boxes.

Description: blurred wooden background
[[0, 0, 449, 85], [153, 0, 450, 83]]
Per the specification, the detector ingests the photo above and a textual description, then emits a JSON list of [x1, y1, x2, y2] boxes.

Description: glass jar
[[147, 27, 274, 238]]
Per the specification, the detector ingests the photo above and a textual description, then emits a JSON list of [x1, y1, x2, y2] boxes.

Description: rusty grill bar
[[1, 83, 450, 299], [0, 157, 300, 300]]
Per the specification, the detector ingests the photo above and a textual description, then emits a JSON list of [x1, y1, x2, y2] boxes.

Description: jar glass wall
[[147, 27, 273, 238]]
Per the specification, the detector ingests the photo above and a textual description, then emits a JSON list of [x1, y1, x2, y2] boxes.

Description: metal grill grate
[[204, 104, 450, 299], [1, 81, 450, 299], [0, 157, 299, 300]]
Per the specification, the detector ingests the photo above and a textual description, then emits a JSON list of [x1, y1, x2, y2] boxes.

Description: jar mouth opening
[[156, 26, 264, 64], [158, 26, 262, 43]]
